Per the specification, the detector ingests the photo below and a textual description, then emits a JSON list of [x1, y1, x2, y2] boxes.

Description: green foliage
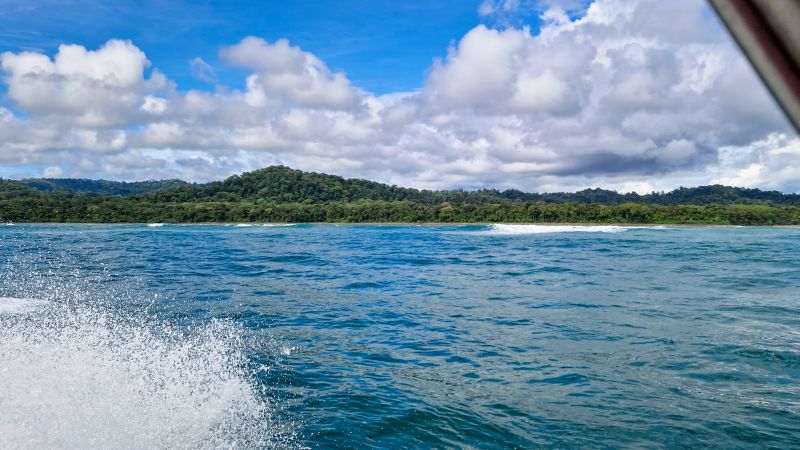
[[2, 166, 800, 225], [2, 196, 799, 225], [156, 167, 800, 206], [19, 178, 190, 197]]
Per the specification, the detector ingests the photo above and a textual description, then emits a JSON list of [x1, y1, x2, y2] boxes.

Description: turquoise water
[[1, 224, 799, 448]]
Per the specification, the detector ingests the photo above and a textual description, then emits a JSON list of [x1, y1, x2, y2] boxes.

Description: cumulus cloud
[[0, 39, 159, 127], [0, 0, 796, 192], [220, 37, 359, 110], [425, 24, 588, 115]]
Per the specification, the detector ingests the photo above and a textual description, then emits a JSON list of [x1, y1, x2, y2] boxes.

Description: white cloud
[[220, 37, 359, 110], [189, 57, 217, 84], [0, 39, 155, 127], [541, 7, 571, 26], [43, 166, 63, 178], [713, 133, 800, 192], [503, 0, 521, 12], [141, 96, 167, 115], [0, 0, 796, 192], [478, 1, 496, 17], [426, 26, 528, 112]]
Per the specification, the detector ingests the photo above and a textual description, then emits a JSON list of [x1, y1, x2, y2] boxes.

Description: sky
[[0, 0, 798, 193]]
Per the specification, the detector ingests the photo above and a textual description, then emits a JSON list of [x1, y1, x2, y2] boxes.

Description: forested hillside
[[19, 178, 189, 197], [2, 166, 800, 224], [17, 166, 799, 205]]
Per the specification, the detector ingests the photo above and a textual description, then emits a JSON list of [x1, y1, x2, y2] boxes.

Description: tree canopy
[[2, 166, 799, 225]]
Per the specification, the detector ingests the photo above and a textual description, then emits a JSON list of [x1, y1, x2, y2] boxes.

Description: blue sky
[[0, 0, 547, 94], [0, 0, 796, 192]]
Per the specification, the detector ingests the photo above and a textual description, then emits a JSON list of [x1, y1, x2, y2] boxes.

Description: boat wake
[[0, 293, 296, 449], [0, 297, 47, 314]]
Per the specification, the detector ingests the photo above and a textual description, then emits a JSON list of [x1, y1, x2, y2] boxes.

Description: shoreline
[[3, 222, 798, 228]]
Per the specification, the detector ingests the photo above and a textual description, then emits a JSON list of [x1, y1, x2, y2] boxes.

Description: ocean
[[1, 223, 799, 448]]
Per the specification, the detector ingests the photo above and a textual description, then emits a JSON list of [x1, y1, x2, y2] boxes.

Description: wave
[[146, 223, 165, 227], [261, 223, 297, 227], [485, 224, 627, 235], [479, 224, 678, 235], [235, 223, 255, 227], [0, 295, 295, 448]]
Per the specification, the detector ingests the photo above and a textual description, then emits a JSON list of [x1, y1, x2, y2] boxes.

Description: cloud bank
[[0, 0, 796, 193]]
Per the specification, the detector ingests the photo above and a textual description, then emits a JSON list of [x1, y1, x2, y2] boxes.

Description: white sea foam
[[235, 223, 255, 227], [0, 297, 47, 314], [485, 224, 628, 235], [146, 223, 165, 227], [482, 224, 678, 234], [280, 345, 300, 356], [262, 223, 296, 227], [0, 297, 295, 449]]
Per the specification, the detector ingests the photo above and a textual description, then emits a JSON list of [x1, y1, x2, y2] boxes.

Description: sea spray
[[0, 264, 297, 449], [0, 296, 47, 314]]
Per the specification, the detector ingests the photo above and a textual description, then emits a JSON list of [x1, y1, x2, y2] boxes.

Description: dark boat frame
[[709, 0, 800, 133]]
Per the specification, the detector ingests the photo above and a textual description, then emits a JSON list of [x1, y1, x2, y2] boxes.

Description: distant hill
[[7, 165, 800, 206], [3, 166, 800, 225], [0, 179, 40, 200], [143, 165, 800, 206], [145, 166, 447, 203], [18, 178, 190, 197], [639, 185, 800, 206]]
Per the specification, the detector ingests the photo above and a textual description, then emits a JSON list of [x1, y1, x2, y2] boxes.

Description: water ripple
[[1, 224, 799, 448]]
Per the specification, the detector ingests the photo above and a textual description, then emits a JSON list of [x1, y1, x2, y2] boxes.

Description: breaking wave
[[485, 224, 628, 234], [479, 224, 676, 235]]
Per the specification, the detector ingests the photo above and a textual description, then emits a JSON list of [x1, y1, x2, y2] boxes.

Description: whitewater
[[0, 284, 296, 449]]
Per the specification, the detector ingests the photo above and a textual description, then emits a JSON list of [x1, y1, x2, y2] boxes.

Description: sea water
[[1, 224, 799, 448]]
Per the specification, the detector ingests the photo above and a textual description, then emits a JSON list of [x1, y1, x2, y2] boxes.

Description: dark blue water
[[1, 224, 800, 448]]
